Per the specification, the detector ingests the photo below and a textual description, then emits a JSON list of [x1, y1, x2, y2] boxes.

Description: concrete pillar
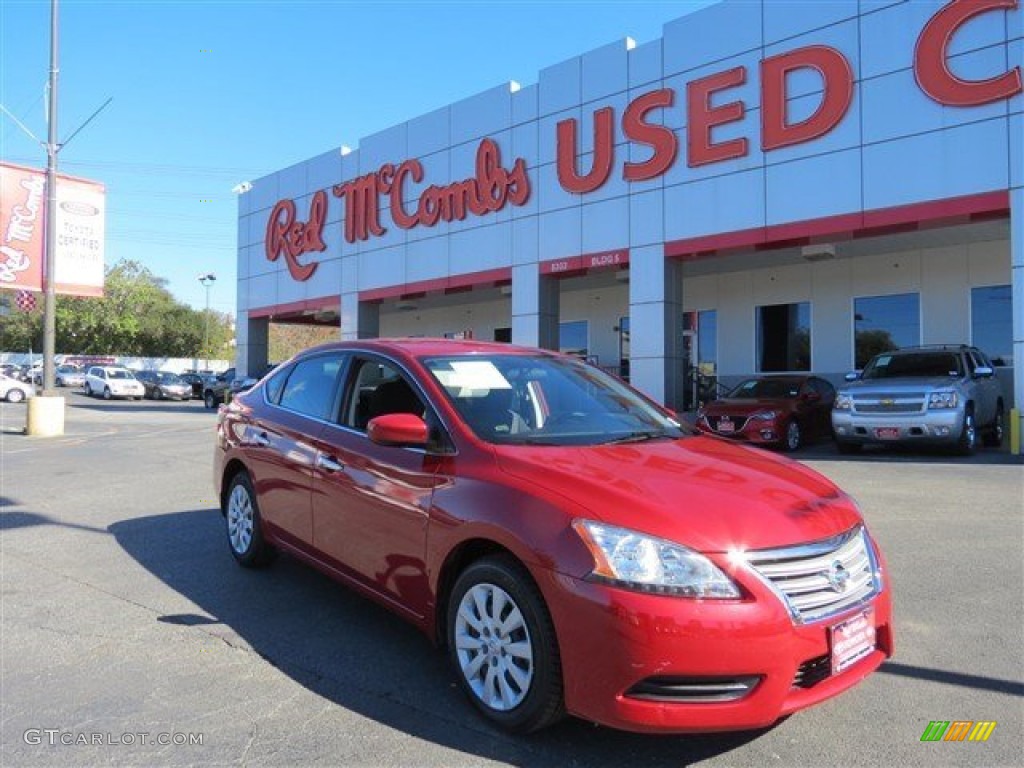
[[511, 263, 560, 350], [628, 246, 684, 410], [1011, 187, 1023, 454], [341, 292, 380, 340], [236, 313, 269, 377]]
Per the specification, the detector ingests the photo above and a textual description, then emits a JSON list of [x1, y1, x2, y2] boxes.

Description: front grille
[[854, 403, 922, 414], [852, 392, 925, 414], [745, 526, 880, 624], [708, 415, 750, 434], [793, 654, 831, 689], [625, 675, 761, 703]]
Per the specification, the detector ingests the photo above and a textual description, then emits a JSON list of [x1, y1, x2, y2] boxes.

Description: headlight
[[750, 410, 778, 421], [571, 520, 740, 598], [834, 393, 852, 411], [928, 391, 958, 409]]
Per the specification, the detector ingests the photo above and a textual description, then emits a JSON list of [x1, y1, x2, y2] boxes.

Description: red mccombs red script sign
[[265, 0, 1022, 281]]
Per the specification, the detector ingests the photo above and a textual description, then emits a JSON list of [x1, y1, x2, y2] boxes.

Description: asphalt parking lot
[[1, 395, 1022, 767]]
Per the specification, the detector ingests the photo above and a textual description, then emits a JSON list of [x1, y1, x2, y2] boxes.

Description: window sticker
[[438, 361, 512, 391]]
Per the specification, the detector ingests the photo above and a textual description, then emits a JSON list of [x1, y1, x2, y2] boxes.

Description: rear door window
[[276, 354, 346, 420]]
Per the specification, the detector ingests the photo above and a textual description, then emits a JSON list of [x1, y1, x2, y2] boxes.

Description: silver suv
[[832, 345, 1004, 455]]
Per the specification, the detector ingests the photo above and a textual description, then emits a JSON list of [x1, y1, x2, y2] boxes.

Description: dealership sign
[[265, 0, 1022, 281], [0, 162, 106, 297]]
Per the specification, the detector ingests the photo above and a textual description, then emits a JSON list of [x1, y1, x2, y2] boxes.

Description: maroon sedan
[[696, 376, 836, 451], [214, 342, 889, 733]]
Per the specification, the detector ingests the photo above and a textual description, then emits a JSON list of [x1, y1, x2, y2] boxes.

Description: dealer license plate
[[874, 427, 900, 440], [830, 607, 876, 675], [717, 417, 735, 434]]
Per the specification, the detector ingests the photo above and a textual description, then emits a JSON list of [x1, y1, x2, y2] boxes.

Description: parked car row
[[696, 345, 1004, 456]]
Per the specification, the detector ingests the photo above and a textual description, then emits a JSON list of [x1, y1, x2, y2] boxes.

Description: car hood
[[493, 436, 862, 553], [843, 376, 962, 392], [702, 398, 795, 417]]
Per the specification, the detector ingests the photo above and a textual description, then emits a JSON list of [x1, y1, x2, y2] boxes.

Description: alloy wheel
[[226, 484, 254, 555]]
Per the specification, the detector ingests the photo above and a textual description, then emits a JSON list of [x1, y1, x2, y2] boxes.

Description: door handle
[[317, 454, 345, 473], [252, 430, 270, 447]]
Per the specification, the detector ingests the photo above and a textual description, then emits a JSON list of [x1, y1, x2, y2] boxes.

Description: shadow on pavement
[[110, 508, 771, 765]]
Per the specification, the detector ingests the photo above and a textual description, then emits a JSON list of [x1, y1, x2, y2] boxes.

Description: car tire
[[447, 555, 564, 734], [153, 388, 163, 400], [836, 441, 861, 455], [224, 471, 275, 568], [956, 405, 977, 456], [103, 387, 112, 400], [783, 420, 801, 452], [84, 383, 92, 397], [204, 391, 216, 409], [6, 388, 25, 404], [982, 402, 1004, 448]]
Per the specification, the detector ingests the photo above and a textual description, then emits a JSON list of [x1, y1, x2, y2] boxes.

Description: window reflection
[[854, 293, 920, 368]]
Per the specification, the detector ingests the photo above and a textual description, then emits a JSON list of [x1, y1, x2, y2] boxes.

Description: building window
[[854, 293, 920, 368], [559, 320, 588, 358], [493, 327, 512, 343], [971, 285, 1011, 365], [757, 302, 810, 372], [617, 316, 630, 379]]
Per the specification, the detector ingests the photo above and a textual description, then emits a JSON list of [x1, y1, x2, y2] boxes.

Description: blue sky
[[1, 0, 710, 314]]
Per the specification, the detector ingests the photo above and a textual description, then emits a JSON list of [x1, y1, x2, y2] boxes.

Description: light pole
[[199, 272, 216, 370]]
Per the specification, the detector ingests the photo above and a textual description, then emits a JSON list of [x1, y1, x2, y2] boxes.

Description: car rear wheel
[[982, 403, 1004, 448], [956, 406, 976, 456], [783, 420, 801, 452], [204, 392, 216, 409], [448, 556, 563, 733], [6, 388, 25, 403], [84, 383, 92, 397], [225, 472, 274, 568]]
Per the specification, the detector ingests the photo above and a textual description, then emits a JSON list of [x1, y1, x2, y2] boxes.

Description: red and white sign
[[0, 162, 106, 297]]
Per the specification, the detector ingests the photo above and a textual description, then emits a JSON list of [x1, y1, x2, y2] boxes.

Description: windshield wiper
[[601, 430, 670, 445]]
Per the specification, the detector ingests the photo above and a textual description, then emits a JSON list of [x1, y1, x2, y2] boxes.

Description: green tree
[[1, 259, 234, 358]]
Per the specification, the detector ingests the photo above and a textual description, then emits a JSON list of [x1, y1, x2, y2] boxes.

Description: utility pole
[[41, 0, 59, 394]]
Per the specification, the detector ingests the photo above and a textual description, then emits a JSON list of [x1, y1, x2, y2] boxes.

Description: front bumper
[[536, 563, 893, 733], [697, 417, 786, 447], [832, 410, 963, 445]]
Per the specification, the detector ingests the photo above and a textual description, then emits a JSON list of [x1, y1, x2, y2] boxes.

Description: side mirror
[[973, 365, 994, 378], [368, 413, 429, 447], [844, 371, 861, 382]]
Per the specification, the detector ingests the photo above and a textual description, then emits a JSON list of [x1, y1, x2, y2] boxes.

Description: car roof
[[296, 337, 558, 359]]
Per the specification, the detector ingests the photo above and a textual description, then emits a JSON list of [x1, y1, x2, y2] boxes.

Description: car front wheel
[[225, 472, 274, 568], [447, 556, 563, 733], [84, 383, 92, 397], [782, 420, 801, 452], [982, 403, 1004, 448], [204, 392, 216, 409], [102, 387, 112, 400], [6, 388, 25, 403], [956, 406, 976, 456]]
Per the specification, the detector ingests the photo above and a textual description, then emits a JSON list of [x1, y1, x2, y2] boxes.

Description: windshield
[[156, 372, 183, 384], [107, 369, 135, 380], [727, 378, 801, 399], [862, 352, 963, 379], [423, 354, 687, 446]]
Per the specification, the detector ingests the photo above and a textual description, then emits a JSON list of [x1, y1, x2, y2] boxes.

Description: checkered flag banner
[[15, 290, 37, 312]]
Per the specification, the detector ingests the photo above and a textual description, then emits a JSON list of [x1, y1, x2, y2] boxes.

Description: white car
[[84, 366, 145, 400], [0, 373, 34, 403]]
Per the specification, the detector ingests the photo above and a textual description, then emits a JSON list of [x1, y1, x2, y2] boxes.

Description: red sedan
[[214, 340, 891, 734], [696, 376, 837, 451]]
